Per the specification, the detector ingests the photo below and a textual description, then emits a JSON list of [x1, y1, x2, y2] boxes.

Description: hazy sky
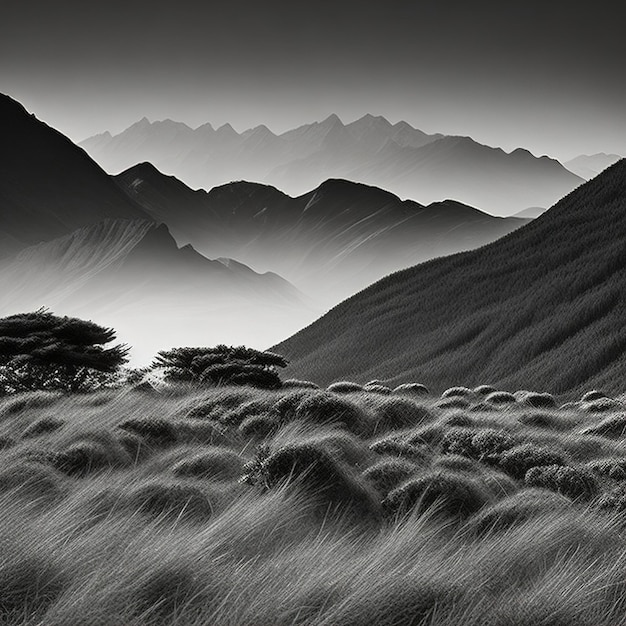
[[2, 0, 624, 160]]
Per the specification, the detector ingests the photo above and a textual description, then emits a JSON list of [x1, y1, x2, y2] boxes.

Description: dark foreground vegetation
[[2, 378, 626, 624]]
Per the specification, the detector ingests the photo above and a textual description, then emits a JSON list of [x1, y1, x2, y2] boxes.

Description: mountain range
[[115, 162, 528, 304], [0, 93, 311, 362], [81, 114, 584, 216], [563, 153, 623, 180], [274, 159, 626, 395]]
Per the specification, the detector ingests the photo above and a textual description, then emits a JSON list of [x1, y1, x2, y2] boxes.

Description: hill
[[274, 160, 626, 395], [83, 113, 582, 216], [0, 93, 149, 254], [116, 163, 528, 305]]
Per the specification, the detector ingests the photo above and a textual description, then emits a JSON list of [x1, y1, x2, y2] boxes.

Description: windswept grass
[[2, 383, 626, 624]]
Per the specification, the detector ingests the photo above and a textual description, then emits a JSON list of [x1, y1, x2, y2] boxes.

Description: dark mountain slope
[[274, 160, 626, 395], [0, 93, 149, 251], [116, 164, 528, 305]]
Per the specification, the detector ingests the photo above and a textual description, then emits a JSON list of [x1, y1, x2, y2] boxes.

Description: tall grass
[[2, 384, 626, 624]]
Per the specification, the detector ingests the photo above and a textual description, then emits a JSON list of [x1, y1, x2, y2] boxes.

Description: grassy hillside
[[2, 382, 626, 624], [275, 160, 626, 395]]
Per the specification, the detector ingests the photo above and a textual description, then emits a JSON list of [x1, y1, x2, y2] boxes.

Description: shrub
[[118, 418, 178, 447], [525, 464, 598, 500], [583, 398, 622, 413], [281, 379, 320, 389], [273, 390, 316, 424], [405, 424, 444, 447], [0, 391, 61, 417], [473, 385, 498, 396], [0, 461, 65, 502], [439, 428, 513, 462], [21, 416, 65, 438], [441, 412, 474, 427], [587, 458, 626, 481], [441, 386, 474, 399], [134, 565, 202, 621], [436, 397, 470, 410], [582, 414, 626, 438], [467, 488, 572, 535], [581, 390, 609, 403], [485, 391, 517, 405], [440, 428, 476, 458], [597, 484, 626, 513], [518, 411, 566, 429], [295, 392, 365, 433], [153, 345, 287, 389], [521, 392, 557, 409], [372, 397, 432, 433], [369, 439, 430, 463], [54, 430, 131, 477], [128, 481, 215, 522], [471, 429, 515, 459], [393, 383, 429, 396], [363, 384, 393, 395], [171, 447, 244, 480], [498, 444, 567, 479], [220, 399, 275, 427], [382, 471, 491, 519], [362, 458, 418, 495], [238, 414, 280, 439], [0, 310, 128, 393], [327, 381, 364, 393], [244, 443, 381, 522]]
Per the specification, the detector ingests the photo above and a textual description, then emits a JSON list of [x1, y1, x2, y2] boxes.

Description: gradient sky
[[2, 0, 624, 160]]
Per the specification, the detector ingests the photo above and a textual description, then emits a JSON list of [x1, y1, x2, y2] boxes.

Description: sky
[[2, 0, 624, 161]]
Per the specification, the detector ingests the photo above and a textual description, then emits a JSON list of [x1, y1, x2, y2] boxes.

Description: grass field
[[2, 381, 626, 624]]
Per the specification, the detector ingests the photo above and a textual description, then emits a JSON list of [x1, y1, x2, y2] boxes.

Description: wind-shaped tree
[[0, 310, 129, 393], [152, 344, 288, 389]]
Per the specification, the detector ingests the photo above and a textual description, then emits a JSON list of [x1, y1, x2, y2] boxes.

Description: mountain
[[512, 207, 545, 219], [564, 153, 623, 180], [0, 219, 309, 364], [0, 93, 149, 254], [115, 163, 529, 305], [82, 114, 582, 216], [0, 93, 311, 362], [274, 160, 626, 396]]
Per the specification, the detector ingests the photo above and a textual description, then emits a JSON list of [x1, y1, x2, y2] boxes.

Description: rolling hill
[[274, 159, 626, 395], [82, 113, 583, 216], [115, 163, 529, 305]]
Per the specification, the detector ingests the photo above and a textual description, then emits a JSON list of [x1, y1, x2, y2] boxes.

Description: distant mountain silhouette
[[116, 163, 529, 305], [274, 159, 626, 395], [0, 93, 149, 254], [0, 94, 311, 361], [564, 153, 623, 180], [82, 114, 582, 215]]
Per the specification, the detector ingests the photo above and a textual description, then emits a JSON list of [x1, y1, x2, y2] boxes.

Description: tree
[[0, 310, 129, 393], [152, 344, 288, 389]]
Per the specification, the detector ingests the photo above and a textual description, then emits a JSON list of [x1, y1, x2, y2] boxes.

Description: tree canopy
[[0, 310, 129, 393], [152, 344, 288, 389]]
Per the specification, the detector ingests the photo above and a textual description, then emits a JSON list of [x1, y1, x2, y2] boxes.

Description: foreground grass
[[2, 383, 626, 624]]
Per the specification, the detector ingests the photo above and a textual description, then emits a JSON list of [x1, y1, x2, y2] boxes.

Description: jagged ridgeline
[[275, 159, 626, 395]]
